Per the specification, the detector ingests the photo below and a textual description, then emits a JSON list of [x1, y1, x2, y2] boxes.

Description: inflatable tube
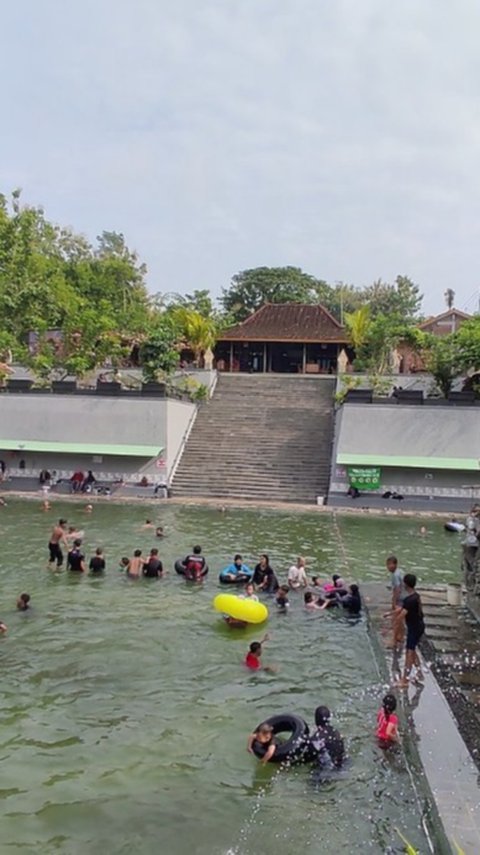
[[252, 714, 309, 763], [219, 567, 253, 584], [175, 559, 209, 577], [444, 522, 465, 533], [213, 593, 268, 625]]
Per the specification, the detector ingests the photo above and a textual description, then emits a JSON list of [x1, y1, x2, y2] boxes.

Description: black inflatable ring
[[252, 713, 309, 763], [218, 572, 253, 585], [174, 559, 209, 577]]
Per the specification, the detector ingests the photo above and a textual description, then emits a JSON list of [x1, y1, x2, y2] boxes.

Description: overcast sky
[[1, 0, 480, 314]]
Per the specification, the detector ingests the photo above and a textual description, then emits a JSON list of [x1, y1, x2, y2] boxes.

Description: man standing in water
[[385, 555, 404, 677], [48, 519, 68, 568]]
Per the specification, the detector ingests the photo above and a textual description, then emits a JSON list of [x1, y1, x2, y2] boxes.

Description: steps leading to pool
[[170, 374, 335, 503]]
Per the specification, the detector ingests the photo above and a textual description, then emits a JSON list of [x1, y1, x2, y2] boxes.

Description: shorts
[[48, 542, 63, 566], [406, 626, 424, 651]]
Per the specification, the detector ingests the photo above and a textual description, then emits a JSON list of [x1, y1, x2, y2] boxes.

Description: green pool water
[[0, 501, 461, 854]]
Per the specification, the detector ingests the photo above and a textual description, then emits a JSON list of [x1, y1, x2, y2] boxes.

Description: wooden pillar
[[302, 343, 306, 374], [263, 342, 267, 372], [229, 342, 233, 372]]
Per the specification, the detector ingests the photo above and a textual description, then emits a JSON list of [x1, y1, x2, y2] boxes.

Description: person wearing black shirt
[[89, 548, 106, 574], [253, 554, 279, 593], [396, 573, 425, 687], [67, 539, 86, 573], [143, 548, 163, 578]]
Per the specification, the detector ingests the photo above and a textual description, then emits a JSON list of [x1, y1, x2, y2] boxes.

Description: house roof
[[418, 308, 472, 330], [219, 303, 348, 343]]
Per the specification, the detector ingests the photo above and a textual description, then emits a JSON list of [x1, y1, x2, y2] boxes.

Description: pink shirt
[[376, 709, 398, 741]]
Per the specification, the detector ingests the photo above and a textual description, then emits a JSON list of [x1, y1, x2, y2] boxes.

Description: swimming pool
[[0, 501, 460, 853]]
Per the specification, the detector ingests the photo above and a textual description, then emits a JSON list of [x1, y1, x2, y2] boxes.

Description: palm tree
[[172, 308, 217, 365], [444, 288, 455, 309], [345, 305, 371, 350]]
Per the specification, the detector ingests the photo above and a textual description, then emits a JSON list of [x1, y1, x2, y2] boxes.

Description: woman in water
[[253, 554, 279, 593]]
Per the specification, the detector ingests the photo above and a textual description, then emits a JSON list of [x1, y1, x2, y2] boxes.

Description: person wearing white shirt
[[287, 556, 308, 589]]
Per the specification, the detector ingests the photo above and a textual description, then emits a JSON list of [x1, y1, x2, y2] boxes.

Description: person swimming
[[247, 723, 276, 765], [16, 593, 31, 611], [376, 694, 399, 746], [304, 592, 322, 610], [310, 706, 345, 768]]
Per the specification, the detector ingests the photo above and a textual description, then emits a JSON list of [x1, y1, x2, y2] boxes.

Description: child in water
[[275, 585, 290, 611], [245, 634, 275, 672], [247, 723, 276, 764], [376, 694, 399, 746], [118, 557, 130, 572], [17, 593, 31, 611]]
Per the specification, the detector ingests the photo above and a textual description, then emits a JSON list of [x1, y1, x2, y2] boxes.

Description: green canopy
[[0, 439, 162, 457]]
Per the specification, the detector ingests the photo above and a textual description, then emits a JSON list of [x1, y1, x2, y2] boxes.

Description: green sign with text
[[348, 466, 381, 491]]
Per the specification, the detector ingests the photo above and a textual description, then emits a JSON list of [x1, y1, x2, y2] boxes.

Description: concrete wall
[[330, 403, 480, 499], [0, 393, 196, 484]]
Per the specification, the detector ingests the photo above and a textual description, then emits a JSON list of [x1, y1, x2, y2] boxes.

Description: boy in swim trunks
[[246, 723, 276, 764]]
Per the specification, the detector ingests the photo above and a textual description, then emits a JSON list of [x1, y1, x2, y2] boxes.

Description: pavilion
[[215, 303, 349, 373]]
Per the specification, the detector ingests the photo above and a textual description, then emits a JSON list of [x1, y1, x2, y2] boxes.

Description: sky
[[1, 0, 480, 314]]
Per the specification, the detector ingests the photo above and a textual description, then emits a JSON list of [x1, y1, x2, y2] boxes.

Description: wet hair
[[332, 574, 340, 583], [257, 722, 273, 737], [350, 584, 359, 596], [193, 545, 202, 554], [73, 538, 82, 547], [403, 573, 417, 589], [59, 518, 67, 526], [386, 555, 398, 567], [134, 549, 142, 557], [249, 642, 261, 654], [234, 554, 242, 562], [315, 705, 331, 726], [260, 553, 269, 564], [145, 519, 151, 524], [304, 592, 314, 603], [121, 556, 129, 566], [279, 585, 289, 594], [150, 548, 158, 556], [19, 593, 30, 606], [95, 547, 103, 556], [382, 693, 397, 721], [311, 575, 319, 583]]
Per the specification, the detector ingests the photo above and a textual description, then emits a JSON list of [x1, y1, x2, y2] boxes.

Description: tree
[[422, 335, 462, 397], [345, 306, 371, 350], [364, 275, 423, 320], [171, 308, 217, 364], [221, 266, 327, 322], [444, 288, 455, 309], [139, 317, 180, 382]]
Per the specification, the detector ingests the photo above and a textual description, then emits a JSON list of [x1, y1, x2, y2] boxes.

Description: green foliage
[[345, 306, 371, 350], [171, 307, 217, 363], [455, 317, 480, 372], [334, 375, 362, 404], [421, 335, 462, 397], [221, 266, 326, 322], [364, 275, 422, 320], [139, 317, 180, 382]]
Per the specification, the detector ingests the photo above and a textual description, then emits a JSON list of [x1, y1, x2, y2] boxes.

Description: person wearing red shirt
[[244, 634, 275, 672], [376, 694, 399, 746]]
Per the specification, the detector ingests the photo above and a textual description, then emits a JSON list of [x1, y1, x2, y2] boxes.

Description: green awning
[[0, 439, 162, 457], [338, 453, 480, 471]]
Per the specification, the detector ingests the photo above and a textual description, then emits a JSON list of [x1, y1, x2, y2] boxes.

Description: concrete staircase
[[171, 374, 335, 504]]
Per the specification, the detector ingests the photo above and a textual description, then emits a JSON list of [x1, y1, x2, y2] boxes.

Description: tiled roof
[[418, 308, 472, 329], [219, 303, 348, 343]]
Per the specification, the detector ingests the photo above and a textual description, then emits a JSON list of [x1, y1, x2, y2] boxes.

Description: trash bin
[[447, 583, 462, 606]]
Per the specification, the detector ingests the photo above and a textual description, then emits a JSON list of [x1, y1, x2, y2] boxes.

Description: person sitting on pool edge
[[309, 706, 345, 769], [247, 722, 276, 764], [222, 554, 252, 583]]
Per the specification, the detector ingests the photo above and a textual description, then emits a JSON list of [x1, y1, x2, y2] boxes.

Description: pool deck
[[364, 581, 480, 855]]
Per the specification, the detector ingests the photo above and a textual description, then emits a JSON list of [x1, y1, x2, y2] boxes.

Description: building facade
[[215, 303, 350, 374]]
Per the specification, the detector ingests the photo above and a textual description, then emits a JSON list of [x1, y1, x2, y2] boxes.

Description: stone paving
[[363, 581, 480, 855]]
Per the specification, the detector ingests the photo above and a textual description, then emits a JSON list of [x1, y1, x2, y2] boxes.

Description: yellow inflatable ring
[[213, 593, 268, 625]]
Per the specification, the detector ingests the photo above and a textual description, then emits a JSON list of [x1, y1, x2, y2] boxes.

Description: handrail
[[168, 403, 199, 486]]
